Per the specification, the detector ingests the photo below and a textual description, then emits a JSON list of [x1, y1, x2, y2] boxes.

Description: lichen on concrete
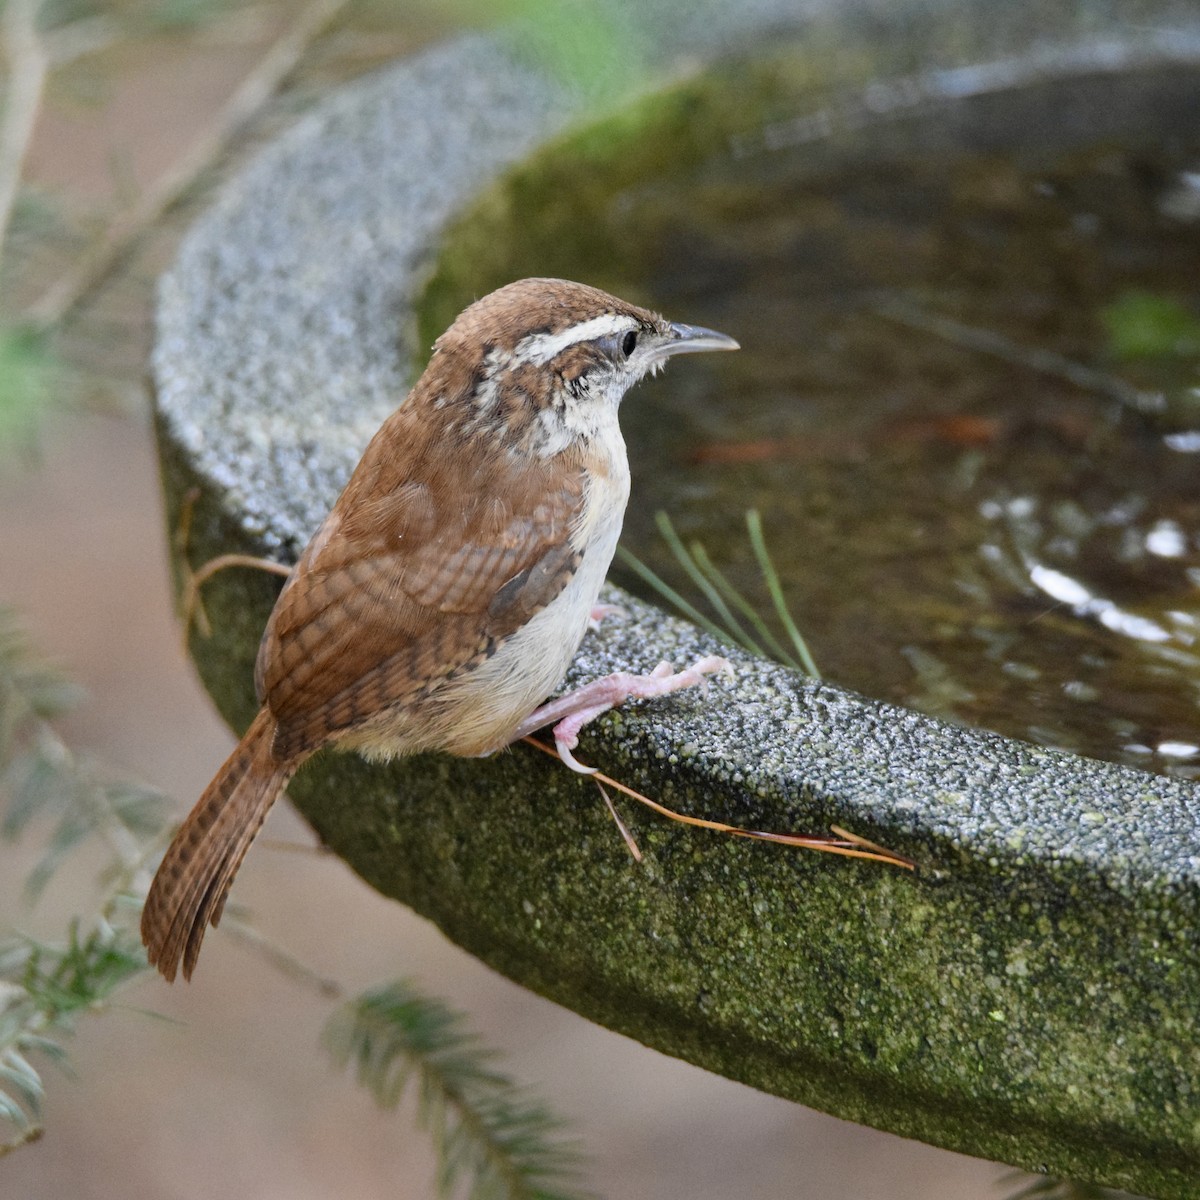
[[153, 2, 1200, 1197]]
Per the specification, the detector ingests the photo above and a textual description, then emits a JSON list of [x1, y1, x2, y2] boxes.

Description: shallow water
[[434, 56, 1200, 778]]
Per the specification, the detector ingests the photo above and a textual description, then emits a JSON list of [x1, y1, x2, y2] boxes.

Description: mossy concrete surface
[[152, 2, 1200, 1196]]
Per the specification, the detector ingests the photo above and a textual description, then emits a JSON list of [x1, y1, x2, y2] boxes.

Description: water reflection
[[434, 48, 1200, 779], [614, 61, 1200, 779]]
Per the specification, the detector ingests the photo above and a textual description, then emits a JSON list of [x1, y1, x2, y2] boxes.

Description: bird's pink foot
[[509, 655, 732, 774], [587, 603, 626, 631]]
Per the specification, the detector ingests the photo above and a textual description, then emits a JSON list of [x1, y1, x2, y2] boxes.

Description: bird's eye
[[621, 330, 639, 357]]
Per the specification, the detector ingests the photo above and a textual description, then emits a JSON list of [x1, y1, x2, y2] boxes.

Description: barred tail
[[141, 708, 298, 982]]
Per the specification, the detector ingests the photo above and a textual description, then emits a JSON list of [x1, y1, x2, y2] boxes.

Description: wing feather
[[255, 406, 586, 758]]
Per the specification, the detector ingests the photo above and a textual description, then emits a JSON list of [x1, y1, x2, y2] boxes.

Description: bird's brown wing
[[256, 411, 586, 760]]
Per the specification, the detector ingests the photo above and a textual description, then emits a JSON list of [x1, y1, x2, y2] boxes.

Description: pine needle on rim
[[653, 511, 765, 658], [688, 540, 801, 669], [745, 509, 821, 678], [523, 737, 914, 870], [614, 544, 736, 649]]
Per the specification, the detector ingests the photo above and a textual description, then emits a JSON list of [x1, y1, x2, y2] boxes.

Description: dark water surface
[[433, 57, 1200, 778]]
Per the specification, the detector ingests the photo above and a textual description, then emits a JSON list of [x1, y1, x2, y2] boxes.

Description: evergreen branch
[[0, 922, 149, 1146], [0, 612, 158, 1149], [43, 14, 122, 67], [218, 914, 342, 999], [0, 326, 60, 457], [325, 982, 592, 1200], [9, 754, 160, 902], [3, 921, 147, 1024], [1, 608, 162, 900], [0, 606, 82, 756], [0, 1117, 43, 1157]]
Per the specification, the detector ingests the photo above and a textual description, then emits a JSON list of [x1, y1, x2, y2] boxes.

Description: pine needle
[[688, 540, 801, 669], [523, 738, 914, 870], [654, 511, 766, 657], [745, 509, 821, 678], [594, 780, 643, 862], [619, 510, 820, 678], [614, 544, 737, 649]]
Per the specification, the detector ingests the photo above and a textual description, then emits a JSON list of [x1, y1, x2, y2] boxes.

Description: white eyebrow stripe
[[514, 313, 636, 365]]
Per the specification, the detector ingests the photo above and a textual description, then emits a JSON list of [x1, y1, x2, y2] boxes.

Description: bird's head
[[424, 278, 738, 454]]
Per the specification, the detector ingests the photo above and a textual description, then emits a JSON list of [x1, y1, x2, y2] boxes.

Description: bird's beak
[[663, 321, 740, 357]]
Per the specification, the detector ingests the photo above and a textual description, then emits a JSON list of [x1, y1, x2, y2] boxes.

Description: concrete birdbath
[[152, 2, 1200, 1195]]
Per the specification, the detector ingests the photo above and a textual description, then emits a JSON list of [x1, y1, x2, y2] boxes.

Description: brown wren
[[142, 277, 739, 982]]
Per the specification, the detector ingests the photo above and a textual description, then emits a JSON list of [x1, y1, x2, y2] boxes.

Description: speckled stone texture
[[152, 2, 1200, 1196]]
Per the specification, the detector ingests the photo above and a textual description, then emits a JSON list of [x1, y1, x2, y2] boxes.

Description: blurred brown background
[[0, 3, 1005, 1196]]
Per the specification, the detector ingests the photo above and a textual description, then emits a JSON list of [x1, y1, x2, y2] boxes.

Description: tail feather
[[142, 708, 298, 982]]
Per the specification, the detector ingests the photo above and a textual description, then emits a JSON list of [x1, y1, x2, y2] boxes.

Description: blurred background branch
[[0, 0, 49, 271]]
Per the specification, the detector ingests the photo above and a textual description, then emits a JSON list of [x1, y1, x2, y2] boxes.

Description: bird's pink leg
[[507, 655, 732, 774]]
